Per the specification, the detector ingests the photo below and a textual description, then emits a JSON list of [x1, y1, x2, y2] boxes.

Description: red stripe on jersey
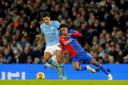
[[72, 32, 82, 37], [59, 35, 77, 57]]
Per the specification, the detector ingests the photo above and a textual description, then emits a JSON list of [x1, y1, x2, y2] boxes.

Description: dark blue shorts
[[72, 51, 93, 63]]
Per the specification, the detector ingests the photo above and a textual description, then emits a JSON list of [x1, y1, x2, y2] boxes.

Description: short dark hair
[[59, 24, 68, 29], [40, 12, 50, 18]]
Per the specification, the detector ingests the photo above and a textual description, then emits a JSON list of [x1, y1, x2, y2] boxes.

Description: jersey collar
[[44, 21, 52, 25]]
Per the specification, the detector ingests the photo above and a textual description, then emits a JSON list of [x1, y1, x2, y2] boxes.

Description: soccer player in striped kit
[[59, 24, 113, 80]]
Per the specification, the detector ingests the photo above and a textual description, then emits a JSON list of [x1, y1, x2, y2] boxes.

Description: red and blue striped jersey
[[59, 30, 84, 57]]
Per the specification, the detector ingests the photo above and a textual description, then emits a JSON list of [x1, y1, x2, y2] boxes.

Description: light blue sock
[[48, 59, 64, 79], [44, 63, 52, 68], [48, 59, 57, 67], [59, 64, 66, 78]]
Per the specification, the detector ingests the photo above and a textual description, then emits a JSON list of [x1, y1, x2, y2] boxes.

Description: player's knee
[[44, 52, 52, 61], [57, 51, 62, 56], [44, 57, 50, 63], [44, 59, 48, 63], [57, 57, 62, 62], [74, 68, 80, 71], [74, 66, 79, 71], [90, 58, 99, 66], [56, 56, 63, 64]]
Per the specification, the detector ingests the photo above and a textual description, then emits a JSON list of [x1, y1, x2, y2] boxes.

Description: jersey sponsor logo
[[63, 38, 73, 45], [44, 32, 54, 34], [44, 32, 54, 38], [44, 30, 59, 35]]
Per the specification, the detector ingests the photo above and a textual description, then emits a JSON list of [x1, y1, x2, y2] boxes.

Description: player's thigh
[[72, 62, 80, 70], [55, 44, 62, 60], [55, 49, 62, 56], [80, 52, 93, 63], [44, 52, 52, 61], [44, 46, 53, 61], [83, 52, 99, 65], [55, 50, 63, 64], [89, 58, 99, 66], [55, 50, 62, 58]]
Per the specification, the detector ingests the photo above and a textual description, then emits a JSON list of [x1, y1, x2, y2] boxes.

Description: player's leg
[[73, 62, 86, 71], [44, 62, 53, 68], [89, 58, 113, 80], [43, 46, 65, 79], [43, 47, 61, 77], [43, 53, 57, 69], [44, 52, 64, 79], [50, 54, 65, 79], [72, 56, 96, 72], [89, 58, 108, 74], [44, 58, 64, 80], [53, 43, 66, 79], [43, 52, 52, 63], [43, 46, 59, 66], [56, 50, 63, 64], [55, 50, 66, 79], [84, 52, 113, 80]]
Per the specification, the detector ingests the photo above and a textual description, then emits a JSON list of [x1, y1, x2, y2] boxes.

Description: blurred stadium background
[[0, 0, 128, 80]]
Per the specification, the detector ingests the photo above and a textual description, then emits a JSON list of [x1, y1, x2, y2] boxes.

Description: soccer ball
[[36, 72, 45, 80]]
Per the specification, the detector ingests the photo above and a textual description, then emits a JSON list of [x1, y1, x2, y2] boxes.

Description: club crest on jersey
[[50, 26, 55, 29]]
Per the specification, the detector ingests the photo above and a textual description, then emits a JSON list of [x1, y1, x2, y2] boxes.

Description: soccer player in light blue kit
[[40, 12, 66, 79]]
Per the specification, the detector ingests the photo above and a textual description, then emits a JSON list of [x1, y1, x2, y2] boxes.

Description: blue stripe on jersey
[[66, 36, 84, 54]]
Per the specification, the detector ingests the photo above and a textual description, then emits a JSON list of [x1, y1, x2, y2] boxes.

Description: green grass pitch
[[0, 80, 128, 85]]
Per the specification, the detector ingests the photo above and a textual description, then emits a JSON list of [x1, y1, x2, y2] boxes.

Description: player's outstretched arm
[[71, 31, 82, 37]]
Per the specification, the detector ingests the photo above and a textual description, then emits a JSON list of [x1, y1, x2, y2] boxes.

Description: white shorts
[[44, 43, 61, 62]]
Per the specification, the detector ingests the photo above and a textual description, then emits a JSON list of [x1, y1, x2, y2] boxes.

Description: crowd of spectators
[[0, 0, 128, 64]]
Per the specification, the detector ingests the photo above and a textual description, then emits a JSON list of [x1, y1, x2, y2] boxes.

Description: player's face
[[42, 16, 50, 24], [60, 27, 68, 35]]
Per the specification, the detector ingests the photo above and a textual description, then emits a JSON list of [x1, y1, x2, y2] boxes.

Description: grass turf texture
[[0, 80, 128, 85]]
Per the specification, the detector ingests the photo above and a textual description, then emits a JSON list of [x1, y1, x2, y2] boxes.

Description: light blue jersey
[[40, 21, 60, 46]]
